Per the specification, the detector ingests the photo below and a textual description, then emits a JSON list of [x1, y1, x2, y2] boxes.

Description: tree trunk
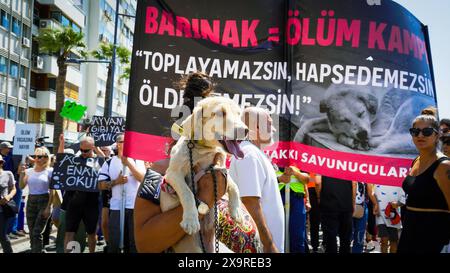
[[53, 56, 68, 152], [103, 64, 113, 117]]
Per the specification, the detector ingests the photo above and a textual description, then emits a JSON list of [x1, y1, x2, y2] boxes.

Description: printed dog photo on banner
[[292, 82, 436, 158]]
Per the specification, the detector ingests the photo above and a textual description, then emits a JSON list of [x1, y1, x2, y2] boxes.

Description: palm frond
[[116, 46, 131, 64], [37, 27, 86, 58], [119, 66, 131, 80]]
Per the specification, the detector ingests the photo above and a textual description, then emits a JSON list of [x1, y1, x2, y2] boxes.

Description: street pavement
[[7, 228, 106, 253], [4, 228, 381, 253]]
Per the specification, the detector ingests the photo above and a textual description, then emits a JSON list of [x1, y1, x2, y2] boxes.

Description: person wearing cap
[[277, 166, 309, 253], [0, 142, 14, 173], [373, 185, 405, 253], [0, 154, 16, 253], [0, 141, 26, 239]]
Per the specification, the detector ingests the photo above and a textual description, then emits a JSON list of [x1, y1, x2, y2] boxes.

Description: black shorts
[[377, 224, 399, 241], [65, 191, 100, 235], [101, 190, 112, 209]]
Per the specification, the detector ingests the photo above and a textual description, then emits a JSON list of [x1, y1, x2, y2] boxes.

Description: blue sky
[[394, 0, 450, 119]]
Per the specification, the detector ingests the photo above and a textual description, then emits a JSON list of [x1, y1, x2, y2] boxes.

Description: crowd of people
[[0, 72, 449, 254]]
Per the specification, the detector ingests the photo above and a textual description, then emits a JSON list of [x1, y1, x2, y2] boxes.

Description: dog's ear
[[180, 106, 203, 139], [319, 99, 329, 113], [358, 93, 378, 116]]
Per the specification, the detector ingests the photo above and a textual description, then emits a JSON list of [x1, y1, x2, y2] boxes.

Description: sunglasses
[[441, 128, 449, 134], [32, 155, 48, 159], [409, 127, 437, 137], [80, 149, 92, 153]]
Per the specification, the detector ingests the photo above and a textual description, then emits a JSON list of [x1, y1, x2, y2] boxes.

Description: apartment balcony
[[37, 0, 85, 28], [39, 55, 82, 87], [40, 55, 58, 76], [35, 89, 56, 110]]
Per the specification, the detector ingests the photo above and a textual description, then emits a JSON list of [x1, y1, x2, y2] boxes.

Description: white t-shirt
[[229, 141, 285, 252], [25, 168, 53, 195], [98, 156, 145, 210], [374, 185, 406, 229]]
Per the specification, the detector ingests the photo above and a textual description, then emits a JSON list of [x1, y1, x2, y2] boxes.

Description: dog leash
[[187, 140, 220, 253], [207, 164, 220, 254], [187, 140, 207, 253]]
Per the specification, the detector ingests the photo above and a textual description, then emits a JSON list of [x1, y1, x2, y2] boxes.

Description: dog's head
[[180, 96, 248, 158], [320, 89, 378, 147]]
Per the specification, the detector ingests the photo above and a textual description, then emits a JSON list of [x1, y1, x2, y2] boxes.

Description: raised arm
[[57, 134, 65, 154], [289, 167, 310, 184], [19, 164, 28, 189], [122, 157, 145, 182]]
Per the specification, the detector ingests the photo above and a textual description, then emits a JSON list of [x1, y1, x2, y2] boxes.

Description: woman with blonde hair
[[19, 147, 54, 253]]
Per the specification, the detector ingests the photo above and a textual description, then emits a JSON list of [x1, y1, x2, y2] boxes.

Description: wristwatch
[[197, 199, 210, 215]]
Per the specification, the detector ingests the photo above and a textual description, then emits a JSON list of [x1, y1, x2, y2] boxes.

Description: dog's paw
[[358, 142, 370, 151], [180, 212, 201, 235]]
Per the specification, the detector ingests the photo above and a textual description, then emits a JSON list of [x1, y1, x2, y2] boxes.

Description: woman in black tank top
[[397, 114, 450, 253]]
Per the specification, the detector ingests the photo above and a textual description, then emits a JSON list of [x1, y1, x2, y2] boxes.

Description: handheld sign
[[60, 101, 87, 122], [13, 124, 36, 156], [50, 153, 100, 192], [89, 116, 125, 146]]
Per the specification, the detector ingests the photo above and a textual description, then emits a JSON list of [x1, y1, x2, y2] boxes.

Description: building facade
[[0, 0, 33, 141], [27, 0, 85, 146], [0, 0, 136, 145], [81, 0, 135, 119]]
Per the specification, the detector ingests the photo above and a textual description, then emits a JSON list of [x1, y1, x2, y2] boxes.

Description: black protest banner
[[124, 0, 436, 186], [89, 116, 125, 146], [50, 153, 100, 192]]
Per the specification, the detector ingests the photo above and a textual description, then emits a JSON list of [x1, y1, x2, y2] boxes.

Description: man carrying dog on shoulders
[[229, 107, 285, 253]]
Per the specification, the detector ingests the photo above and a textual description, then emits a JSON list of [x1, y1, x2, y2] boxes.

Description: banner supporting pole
[[119, 164, 127, 252], [285, 183, 290, 253]]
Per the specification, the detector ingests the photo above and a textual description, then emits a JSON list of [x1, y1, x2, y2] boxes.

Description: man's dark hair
[[440, 118, 450, 128]]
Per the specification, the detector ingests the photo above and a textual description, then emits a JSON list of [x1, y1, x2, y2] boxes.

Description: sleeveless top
[[402, 157, 449, 210]]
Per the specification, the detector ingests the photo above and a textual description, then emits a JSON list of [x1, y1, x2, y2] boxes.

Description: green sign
[[60, 101, 87, 122]]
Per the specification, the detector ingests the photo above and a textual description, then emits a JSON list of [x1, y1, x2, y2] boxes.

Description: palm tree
[[37, 27, 86, 149], [92, 42, 131, 116], [119, 66, 131, 82]]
